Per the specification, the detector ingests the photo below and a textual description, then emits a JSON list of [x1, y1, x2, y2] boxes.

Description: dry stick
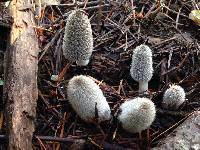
[[191, 0, 199, 10], [88, 137, 103, 149], [130, 0, 136, 24], [83, 0, 89, 9], [156, 108, 190, 117], [166, 0, 172, 14], [83, 4, 110, 11], [175, 8, 181, 29], [161, 52, 190, 76], [55, 112, 67, 150], [35, 136, 47, 150], [163, 5, 188, 18], [97, 0, 103, 32], [48, 0, 101, 8], [48, 1, 110, 11], [4, 1, 39, 149], [117, 79, 123, 95], [144, 2, 160, 19], [57, 64, 70, 83]]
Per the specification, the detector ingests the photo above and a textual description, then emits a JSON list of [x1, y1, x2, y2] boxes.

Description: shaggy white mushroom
[[130, 44, 153, 93], [162, 85, 186, 110], [67, 75, 111, 123], [62, 10, 93, 66], [118, 97, 156, 133]]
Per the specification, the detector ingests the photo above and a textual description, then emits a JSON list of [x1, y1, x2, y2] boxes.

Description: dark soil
[[0, 0, 200, 150]]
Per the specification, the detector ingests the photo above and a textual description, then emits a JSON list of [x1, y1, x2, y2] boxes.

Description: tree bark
[[4, 0, 38, 149]]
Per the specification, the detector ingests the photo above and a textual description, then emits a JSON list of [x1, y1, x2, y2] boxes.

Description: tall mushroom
[[62, 10, 93, 66], [67, 75, 111, 123], [130, 44, 153, 94]]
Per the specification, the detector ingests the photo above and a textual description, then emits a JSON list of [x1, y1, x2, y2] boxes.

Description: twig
[[83, 4, 110, 11], [175, 8, 181, 29], [156, 108, 191, 116], [35, 136, 47, 150], [163, 6, 188, 18], [161, 52, 190, 76]]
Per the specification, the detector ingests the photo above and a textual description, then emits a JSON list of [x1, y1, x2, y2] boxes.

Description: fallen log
[[3, 0, 38, 149]]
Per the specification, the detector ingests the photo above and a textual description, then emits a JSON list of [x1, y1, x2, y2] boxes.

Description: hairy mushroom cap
[[162, 85, 186, 110], [62, 10, 93, 66], [130, 44, 153, 82], [118, 97, 156, 133], [67, 75, 111, 123]]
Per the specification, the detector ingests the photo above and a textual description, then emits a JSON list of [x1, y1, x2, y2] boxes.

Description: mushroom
[[67, 75, 111, 123], [162, 85, 186, 110], [130, 44, 153, 94], [62, 10, 93, 66], [118, 97, 156, 133]]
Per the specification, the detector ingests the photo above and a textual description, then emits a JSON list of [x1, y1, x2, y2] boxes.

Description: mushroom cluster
[[62, 9, 187, 136]]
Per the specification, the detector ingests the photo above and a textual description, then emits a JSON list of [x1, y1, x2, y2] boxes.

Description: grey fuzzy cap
[[62, 10, 93, 66], [162, 85, 186, 110], [118, 97, 156, 133], [130, 44, 153, 82], [67, 75, 111, 123]]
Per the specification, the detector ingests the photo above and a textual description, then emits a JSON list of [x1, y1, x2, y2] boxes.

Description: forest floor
[[0, 0, 200, 149]]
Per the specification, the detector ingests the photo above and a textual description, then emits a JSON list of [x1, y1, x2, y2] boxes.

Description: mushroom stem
[[139, 81, 148, 94], [76, 59, 90, 66]]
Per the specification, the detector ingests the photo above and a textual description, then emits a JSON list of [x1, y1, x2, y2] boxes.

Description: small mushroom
[[130, 44, 153, 94], [162, 85, 186, 110], [118, 97, 156, 133]]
